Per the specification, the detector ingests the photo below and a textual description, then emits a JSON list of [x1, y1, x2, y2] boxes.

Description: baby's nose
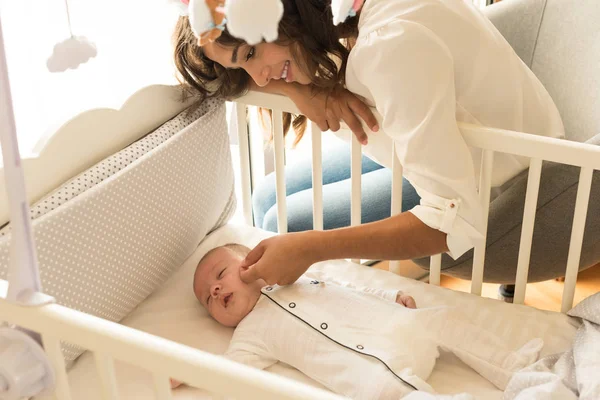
[[210, 284, 221, 297]]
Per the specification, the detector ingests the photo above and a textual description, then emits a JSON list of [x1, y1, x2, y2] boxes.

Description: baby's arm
[[224, 346, 278, 371], [358, 286, 401, 302], [333, 281, 417, 308]]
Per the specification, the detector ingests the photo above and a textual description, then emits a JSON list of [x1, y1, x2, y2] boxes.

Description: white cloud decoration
[[47, 36, 97, 73], [225, 0, 283, 45]]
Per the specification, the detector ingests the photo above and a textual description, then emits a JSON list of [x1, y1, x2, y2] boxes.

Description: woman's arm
[[247, 80, 379, 145], [240, 212, 447, 286], [240, 24, 482, 287], [310, 212, 447, 261], [348, 23, 485, 260]]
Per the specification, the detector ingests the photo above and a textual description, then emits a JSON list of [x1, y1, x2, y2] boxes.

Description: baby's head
[[193, 244, 265, 327]]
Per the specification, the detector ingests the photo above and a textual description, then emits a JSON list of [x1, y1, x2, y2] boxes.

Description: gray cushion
[[486, 0, 600, 144], [483, 0, 546, 68], [0, 99, 236, 363], [415, 133, 600, 283], [529, 0, 600, 143]]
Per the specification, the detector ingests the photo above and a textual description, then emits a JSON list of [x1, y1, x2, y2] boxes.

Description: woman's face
[[203, 41, 312, 87]]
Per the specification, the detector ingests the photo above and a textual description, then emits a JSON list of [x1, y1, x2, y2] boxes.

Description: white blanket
[[504, 292, 600, 400]]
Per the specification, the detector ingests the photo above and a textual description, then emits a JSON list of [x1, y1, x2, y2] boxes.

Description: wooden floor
[[373, 260, 600, 312]]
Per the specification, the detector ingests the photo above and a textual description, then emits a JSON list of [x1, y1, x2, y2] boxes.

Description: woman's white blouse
[[344, 0, 564, 259]]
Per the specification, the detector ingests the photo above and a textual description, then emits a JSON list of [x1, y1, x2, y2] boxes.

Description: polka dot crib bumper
[[0, 98, 235, 363]]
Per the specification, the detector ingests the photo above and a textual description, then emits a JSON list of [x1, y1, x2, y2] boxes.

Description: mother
[[173, 0, 564, 285]]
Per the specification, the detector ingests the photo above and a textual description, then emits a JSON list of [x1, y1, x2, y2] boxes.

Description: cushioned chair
[[413, 0, 600, 287]]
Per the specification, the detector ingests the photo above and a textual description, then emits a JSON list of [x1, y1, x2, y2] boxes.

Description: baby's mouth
[[223, 293, 232, 308]]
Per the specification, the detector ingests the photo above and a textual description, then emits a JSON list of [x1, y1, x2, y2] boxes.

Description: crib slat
[[95, 353, 120, 400], [272, 111, 288, 234], [389, 145, 404, 274], [311, 122, 324, 231], [248, 106, 268, 192], [429, 254, 442, 285], [561, 166, 594, 313], [42, 335, 72, 400], [234, 103, 253, 226], [350, 134, 362, 264], [513, 158, 543, 304], [471, 150, 495, 295], [152, 373, 174, 400], [350, 134, 362, 227]]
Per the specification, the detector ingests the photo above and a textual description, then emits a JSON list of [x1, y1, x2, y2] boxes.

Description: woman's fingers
[[340, 105, 368, 145], [347, 95, 379, 132], [326, 109, 341, 132], [316, 118, 329, 132], [240, 242, 278, 285], [240, 263, 266, 284], [240, 234, 316, 286], [241, 243, 264, 269]]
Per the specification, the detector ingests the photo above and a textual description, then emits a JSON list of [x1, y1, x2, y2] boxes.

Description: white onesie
[[225, 278, 543, 399]]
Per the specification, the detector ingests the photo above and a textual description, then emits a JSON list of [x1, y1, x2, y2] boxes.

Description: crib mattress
[[56, 224, 579, 400]]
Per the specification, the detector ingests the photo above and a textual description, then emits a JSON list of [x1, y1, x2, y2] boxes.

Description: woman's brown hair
[[172, 0, 359, 144]]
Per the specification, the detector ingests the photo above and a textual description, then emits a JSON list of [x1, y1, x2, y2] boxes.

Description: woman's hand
[[285, 84, 379, 145], [239, 232, 319, 286]]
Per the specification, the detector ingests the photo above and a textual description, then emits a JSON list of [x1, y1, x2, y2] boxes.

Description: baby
[[172, 243, 543, 399]]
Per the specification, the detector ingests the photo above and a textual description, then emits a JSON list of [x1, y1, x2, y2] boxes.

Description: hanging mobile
[[0, 0, 98, 397], [0, 15, 55, 396], [47, 0, 97, 72], [171, 0, 284, 46]]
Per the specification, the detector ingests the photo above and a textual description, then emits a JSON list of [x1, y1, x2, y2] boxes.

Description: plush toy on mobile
[[331, 0, 365, 25], [172, 0, 284, 46]]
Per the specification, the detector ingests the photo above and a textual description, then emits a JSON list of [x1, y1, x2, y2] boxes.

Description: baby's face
[[193, 247, 264, 327]]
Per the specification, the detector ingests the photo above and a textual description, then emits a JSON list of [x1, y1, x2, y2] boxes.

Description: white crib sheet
[[58, 224, 579, 400]]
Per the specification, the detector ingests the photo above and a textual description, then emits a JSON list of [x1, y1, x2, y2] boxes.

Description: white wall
[[1, 0, 180, 154]]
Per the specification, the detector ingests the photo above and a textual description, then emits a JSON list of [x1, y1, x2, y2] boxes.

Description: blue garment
[[252, 141, 421, 232]]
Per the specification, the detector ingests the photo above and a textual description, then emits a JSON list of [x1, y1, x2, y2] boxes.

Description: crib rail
[[234, 91, 600, 313], [0, 280, 343, 400]]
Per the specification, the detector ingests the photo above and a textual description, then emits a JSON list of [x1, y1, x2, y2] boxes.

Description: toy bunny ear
[[168, 0, 190, 16], [188, 0, 218, 40]]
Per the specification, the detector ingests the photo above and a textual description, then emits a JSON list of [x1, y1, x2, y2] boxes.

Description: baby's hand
[[170, 378, 183, 389], [395, 293, 417, 309]]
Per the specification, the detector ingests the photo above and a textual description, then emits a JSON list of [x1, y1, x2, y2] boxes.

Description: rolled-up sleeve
[[350, 21, 484, 259]]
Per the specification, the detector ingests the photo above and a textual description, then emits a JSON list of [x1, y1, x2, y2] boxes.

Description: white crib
[[231, 91, 600, 310], [0, 81, 598, 399], [1, 0, 600, 397]]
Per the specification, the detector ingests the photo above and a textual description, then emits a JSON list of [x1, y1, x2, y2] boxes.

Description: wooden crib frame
[[1, 90, 599, 400]]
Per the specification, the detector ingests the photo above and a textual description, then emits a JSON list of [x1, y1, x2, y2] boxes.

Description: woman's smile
[[283, 61, 293, 82]]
